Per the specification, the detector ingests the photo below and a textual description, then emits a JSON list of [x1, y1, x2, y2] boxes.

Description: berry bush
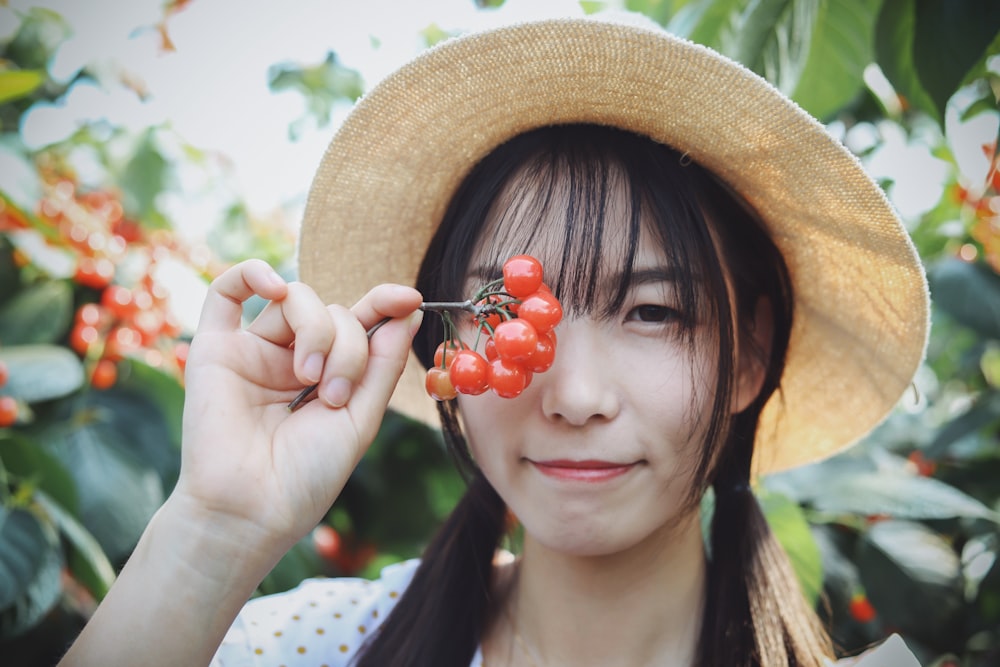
[[1, 3, 999, 667]]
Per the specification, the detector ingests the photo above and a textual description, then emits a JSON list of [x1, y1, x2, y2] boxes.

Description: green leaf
[[874, 0, 998, 124], [0, 345, 84, 403], [811, 525, 860, 608], [627, 0, 690, 26], [268, 52, 363, 138], [0, 505, 63, 640], [118, 128, 169, 228], [666, 0, 745, 48], [0, 238, 21, 305], [83, 360, 183, 489], [876, 0, 941, 123], [961, 86, 1000, 122], [4, 8, 72, 72], [0, 70, 45, 106], [668, 0, 879, 121], [0, 279, 73, 345], [759, 488, 823, 605], [34, 491, 116, 601], [857, 519, 964, 643], [0, 433, 79, 513], [927, 389, 1000, 458], [37, 417, 164, 563], [788, 0, 883, 121], [808, 472, 997, 521], [927, 258, 1000, 340], [721, 0, 820, 94], [911, 0, 1000, 124]]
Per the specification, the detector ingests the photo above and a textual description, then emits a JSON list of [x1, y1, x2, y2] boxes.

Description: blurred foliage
[[0, 1, 998, 666], [268, 51, 363, 141]]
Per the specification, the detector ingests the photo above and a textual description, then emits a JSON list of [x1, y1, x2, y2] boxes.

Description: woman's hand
[[174, 259, 423, 550]]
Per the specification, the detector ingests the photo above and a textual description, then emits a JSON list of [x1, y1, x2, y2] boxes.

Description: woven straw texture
[[298, 17, 929, 475]]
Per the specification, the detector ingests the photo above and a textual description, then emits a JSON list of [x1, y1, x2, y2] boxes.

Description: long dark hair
[[353, 124, 832, 666]]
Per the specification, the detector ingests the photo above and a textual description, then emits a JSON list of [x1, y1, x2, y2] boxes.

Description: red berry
[[848, 593, 876, 623], [517, 290, 562, 334], [0, 396, 17, 427], [434, 340, 468, 368], [69, 323, 100, 356], [484, 337, 498, 361], [524, 331, 556, 373], [133, 309, 166, 346], [502, 255, 544, 298], [173, 341, 189, 372], [493, 319, 539, 363], [488, 358, 530, 398], [476, 295, 504, 334], [449, 349, 489, 395], [0, 361, 7, 388], [103, 326, 142, 361], [74, 256, 115, 289], [90, 359, 117, 390], [907, 450, 936, 477], [75, 303, 106, 327], [425, 367, 457, 401], [101, 285, 136, 319], [313, 525, 342, 561]]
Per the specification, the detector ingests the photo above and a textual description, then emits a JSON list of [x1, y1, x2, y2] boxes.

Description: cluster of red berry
[[2, 179, 195, 393], [69, 279, 189, 390], [0, 361, 13, 427], [425, 255, 562, 401]]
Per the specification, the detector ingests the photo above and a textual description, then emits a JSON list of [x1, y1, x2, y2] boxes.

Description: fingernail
[[323, 377, 352, 408], [303, 353, 324, 383], [408, 310, 424, 337]]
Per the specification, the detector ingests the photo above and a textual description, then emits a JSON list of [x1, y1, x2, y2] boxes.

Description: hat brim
[[299, 17, 929, 475]]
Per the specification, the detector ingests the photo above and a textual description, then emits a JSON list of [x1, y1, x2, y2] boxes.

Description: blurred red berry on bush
[[90, 359, 117, 390], [849, 593, 876, 623], [0, 396, 17, 427], [313, 525, 342, 561]]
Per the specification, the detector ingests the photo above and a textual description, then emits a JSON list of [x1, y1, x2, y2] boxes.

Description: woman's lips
[[531, 459, 637, 482]]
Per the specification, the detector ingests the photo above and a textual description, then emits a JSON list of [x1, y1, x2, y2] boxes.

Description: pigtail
[[699, 414, 833, 666], [353, 466, 505, 667]]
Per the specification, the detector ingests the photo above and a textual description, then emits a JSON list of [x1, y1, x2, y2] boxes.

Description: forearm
[[59, 493, 291, 667]]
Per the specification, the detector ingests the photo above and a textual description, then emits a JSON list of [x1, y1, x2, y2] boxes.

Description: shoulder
[[830, 634, 922, 667], [211, 558, 421, 667]]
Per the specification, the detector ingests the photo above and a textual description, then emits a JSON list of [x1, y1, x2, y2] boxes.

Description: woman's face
[[455, 175, 723, 558]]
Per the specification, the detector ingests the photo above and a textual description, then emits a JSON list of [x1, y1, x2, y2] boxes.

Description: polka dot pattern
[[211, 559, 444, 666]]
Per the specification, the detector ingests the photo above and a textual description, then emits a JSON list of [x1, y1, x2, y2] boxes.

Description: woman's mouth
[[530, 459, 638, 482]]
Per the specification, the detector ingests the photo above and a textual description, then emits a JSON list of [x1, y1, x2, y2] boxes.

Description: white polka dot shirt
[[211, 558, 485, 667]]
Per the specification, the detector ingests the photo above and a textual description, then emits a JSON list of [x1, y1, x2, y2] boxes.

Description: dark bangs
[[415, 123, 728, 355]]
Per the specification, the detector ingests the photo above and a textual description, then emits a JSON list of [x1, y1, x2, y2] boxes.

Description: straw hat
[[298, 16, 929, 475]]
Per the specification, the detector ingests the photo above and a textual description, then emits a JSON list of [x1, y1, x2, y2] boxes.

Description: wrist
[[152, 490, 295, 588]]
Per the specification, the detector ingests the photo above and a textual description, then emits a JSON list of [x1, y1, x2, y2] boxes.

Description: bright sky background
[[6, 0, 598, 232], [3, 0, 996, 238]]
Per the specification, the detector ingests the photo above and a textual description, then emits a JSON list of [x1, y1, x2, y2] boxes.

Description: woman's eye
[[627, 305, 680, 323]]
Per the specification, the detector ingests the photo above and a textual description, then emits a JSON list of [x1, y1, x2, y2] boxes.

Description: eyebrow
[[620, 266, 680, 287]]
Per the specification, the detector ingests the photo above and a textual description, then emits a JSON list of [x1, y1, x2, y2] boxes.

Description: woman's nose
[[538, 320, 621, 426]]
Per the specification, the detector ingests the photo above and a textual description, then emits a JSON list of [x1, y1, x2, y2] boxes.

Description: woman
[[59, 16, 928, 667]]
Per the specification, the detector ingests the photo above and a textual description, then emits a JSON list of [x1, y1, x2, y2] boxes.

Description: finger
[[310, 284, 421, 407], [246, 282, 335, 384], [350, 284, 423, 332], [198, 260, 287, 334], [338, 308, 424, 432], [316, 304, 370, 408]]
